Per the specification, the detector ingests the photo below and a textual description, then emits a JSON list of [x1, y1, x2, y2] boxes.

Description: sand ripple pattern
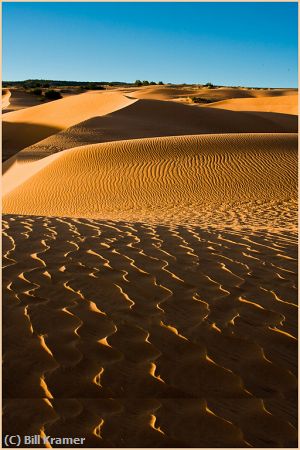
[[3, 133, 297, 230], [3, 215, 297, 447]]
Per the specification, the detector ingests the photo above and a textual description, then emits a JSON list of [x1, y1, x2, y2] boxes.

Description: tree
[[135, 80, 142, 86], [158, 81, 164, 85]]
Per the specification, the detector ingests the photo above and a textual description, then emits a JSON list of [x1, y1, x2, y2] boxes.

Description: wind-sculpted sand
[[2, 88, 46, 113], [2, 90, 136, 160], [2, 89, 11, 110], [3, 134, 297, 230], [2, 215, 297, 447], [2, 85, 298, 447], [208, 94, 298, 115]]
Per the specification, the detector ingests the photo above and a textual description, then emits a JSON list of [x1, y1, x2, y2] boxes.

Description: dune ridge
[[2, 90, 137, 160], [207, 94, 298, 115], [2, 88, 297, 162], [2, 84, 298, 447], [2, 89, 11, 110], [129, 86, 298, 101], [3, 133, 297, 230]]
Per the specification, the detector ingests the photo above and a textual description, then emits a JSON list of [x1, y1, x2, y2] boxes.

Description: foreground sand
[[2, 85, 298, 447], [3, 216, 297, 447]]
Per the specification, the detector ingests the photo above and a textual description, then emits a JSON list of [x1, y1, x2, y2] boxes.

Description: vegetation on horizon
[[44, 90, 62, 100], [190, 96, 217, 104]]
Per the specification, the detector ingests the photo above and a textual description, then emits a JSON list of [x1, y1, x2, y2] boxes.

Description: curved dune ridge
[[2, 88, 45, 113], [2, 89, 11, 110], [2, 86, 298, 162], [2, 90, 137, 160], [7, 96, 297, 163], [3, 215, 297, 447], [3, 133, 297, 229], [129, 86, 298, 101], [2, 84, 298, 447]]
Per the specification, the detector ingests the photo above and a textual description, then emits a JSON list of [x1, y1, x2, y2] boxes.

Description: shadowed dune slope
[[2, 215, 298, 447], [3, 133, 297, 229], [208, 94, 298, 115], [2, 91, 137, 159], [2, 89, 44, 113], [8, 98, 298, 162]]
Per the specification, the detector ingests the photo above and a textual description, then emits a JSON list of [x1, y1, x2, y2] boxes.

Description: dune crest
[[207, 94, 298, 115], [3, 133, 297, 230], [2, 90, 137, 160], [2, 89, 11, 109]]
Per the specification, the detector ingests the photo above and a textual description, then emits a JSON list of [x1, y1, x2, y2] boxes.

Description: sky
[[2, 2, 298, 87]]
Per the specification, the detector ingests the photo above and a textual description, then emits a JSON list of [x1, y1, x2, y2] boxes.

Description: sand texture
[[2, 85, 298, 447], [3, 134, 297, 229]]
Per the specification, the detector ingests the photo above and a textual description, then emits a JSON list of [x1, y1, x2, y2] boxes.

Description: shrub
[[204, 82, 215, 89], [158, 81, 164, 85], [31, 88, 42, 96], [190, 97, 216, 104], [44, 90, 62, 100], [135, 80, 143, 86]]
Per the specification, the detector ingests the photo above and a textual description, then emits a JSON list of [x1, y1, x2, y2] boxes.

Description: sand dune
[[3, 215, 297, 447], [208, 94, 298, 115], [2, 90, 136, 160], [3, 133, 297, 229], [2, 88, 45, 113], [2, 89, 11, 110], [130, 85, 297, 101], [2, 84, 298, 447], [3, 88, 297, 162], [5, 97, 297, 163]]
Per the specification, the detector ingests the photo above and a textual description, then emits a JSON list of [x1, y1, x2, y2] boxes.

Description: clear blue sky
[[3, 2, 298, 87]]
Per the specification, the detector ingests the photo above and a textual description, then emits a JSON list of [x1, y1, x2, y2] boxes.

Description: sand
[[2, 89, 11, 110], [2, 88, 46, 114], [2, 90, 136, 160], [2, 85, 298, 447], [3, 133, 297, 229], [208, 94, 298, 115]]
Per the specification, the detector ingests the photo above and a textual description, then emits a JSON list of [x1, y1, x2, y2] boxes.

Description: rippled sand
[[2, 85, 298, 447]]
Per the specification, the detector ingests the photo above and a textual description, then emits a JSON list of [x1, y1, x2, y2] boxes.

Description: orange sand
[[2, 85, 298, 447]]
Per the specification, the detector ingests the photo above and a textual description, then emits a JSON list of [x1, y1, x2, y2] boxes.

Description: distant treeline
[[2, 79, 129, 88], [2, 79, 165, 89]]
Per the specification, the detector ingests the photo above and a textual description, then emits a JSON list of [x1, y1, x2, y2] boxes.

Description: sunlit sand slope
[[208, 94, 298, 115], [2, 91, 136, 159], [3, 134, 297, 229], [2, 89, 11, 109], [3, 215, 297, 447], [7, 99, 297, 162]]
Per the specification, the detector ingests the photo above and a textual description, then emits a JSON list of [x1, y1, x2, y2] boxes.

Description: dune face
[[2, 89, 11, 110], [3, 134, 297, 230], [2, 91, 136, 160], [2, 88, 45, 113], [3, 97, 297, 164], [208, 94, 298, 115], [2, 84, 298, 447]]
